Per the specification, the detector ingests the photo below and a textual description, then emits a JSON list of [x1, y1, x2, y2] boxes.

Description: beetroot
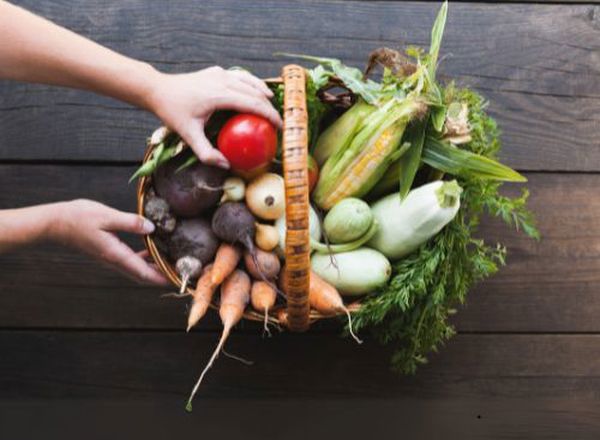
[[154, 154, 227, 218], [168, 218, 219, 266]]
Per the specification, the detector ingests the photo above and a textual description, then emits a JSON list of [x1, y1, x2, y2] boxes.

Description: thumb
[[183, 122, 230, 169]]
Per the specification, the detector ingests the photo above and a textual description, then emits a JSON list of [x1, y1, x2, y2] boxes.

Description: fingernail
[[143, 219, 155, 234], [217, 159, 230, 169]]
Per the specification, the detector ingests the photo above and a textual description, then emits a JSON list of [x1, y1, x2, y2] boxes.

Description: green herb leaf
[[277, 53, 383, 104]]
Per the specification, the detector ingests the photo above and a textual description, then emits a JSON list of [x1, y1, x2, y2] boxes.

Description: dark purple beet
[[154, 154, 227, 218], [168, 218, 219, 265], [211, 202, 256, 251]]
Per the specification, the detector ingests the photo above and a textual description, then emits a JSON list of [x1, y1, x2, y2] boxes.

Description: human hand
[[49, 199, 168, 286], [147, 66, 282, 168]]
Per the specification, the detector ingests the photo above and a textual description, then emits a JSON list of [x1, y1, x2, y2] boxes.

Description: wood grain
[[0, 1, 598, 170], [2, 398, 600, 440], [2, 331, 600, 399], [0, 165, 597, 333]]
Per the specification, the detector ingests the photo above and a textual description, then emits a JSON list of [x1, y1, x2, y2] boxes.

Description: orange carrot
[[186, 264, 217, 332], [251, 281, 277, 336], [309, 271, 362, 344], [186, 269, 251, 411], [211, 243, 242, 285]]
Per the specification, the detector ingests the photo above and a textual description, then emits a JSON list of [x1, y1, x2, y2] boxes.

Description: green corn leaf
[[430, 104, 446, 132], [422, 137, 526, 182], [428, 0, 448, 81], [398, 119, 427, 199]]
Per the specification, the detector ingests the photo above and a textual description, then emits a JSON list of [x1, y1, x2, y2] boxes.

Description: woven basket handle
[[281, 65, 311, 332]]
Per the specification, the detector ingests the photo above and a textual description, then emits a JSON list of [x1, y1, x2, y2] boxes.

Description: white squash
[[369, 180, 462, 260], [311, 248, 391, 296]]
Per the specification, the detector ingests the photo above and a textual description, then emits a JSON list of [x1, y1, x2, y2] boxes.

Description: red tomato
[[308, 155, 319, 193], [217, 114, 277, 172]]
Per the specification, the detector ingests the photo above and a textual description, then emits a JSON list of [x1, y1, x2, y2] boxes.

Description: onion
[[245, 173, 285, 220], [220, 177, 246, 203], [255, 223, 279, 251]]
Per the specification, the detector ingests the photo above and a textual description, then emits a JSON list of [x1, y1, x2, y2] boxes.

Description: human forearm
[[0, 203, 59, 253], [0, 1, 158, 109], [0, 0, 281, 167], [0, 200, 167, 284]]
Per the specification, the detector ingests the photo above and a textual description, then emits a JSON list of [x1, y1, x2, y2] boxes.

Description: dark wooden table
[[1, 1, 599, 438]]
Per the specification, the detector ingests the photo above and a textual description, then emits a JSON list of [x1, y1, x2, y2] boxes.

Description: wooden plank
[[0, 1, 598, 170], [0, 165, 598, 332], [1, 398, 600, 440], [2, 332, 600, 399]]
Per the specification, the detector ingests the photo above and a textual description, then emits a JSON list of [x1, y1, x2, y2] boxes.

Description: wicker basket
[[137, 64, 361, 332]]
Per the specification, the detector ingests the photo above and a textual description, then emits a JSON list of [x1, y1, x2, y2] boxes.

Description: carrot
[[211, 243, 242, 285], [186, 264, 217, 332], [251, 281, 277, 337], [186, 269, 251, 412], [309, 271, 362, 344]]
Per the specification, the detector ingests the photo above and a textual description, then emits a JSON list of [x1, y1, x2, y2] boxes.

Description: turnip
[[154, 154, 228, 218]]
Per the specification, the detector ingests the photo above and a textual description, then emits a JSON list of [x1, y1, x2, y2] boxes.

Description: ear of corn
[[312, 99, 374, 166], [313, 97, 426, 210]]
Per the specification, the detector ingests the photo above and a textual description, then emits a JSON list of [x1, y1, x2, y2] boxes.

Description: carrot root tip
[[179, 274, 190, 295], [344, 308, 363, 345], [222, 348, 254, 366], [161, 292, 191, 299], [262, 309, 272, 338]]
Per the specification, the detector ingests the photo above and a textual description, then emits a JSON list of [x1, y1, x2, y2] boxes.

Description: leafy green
[[306, 70, 330, 151], [422, 137, 527, 182], [398, 119, 427, 199], [427, 0, 448, 82], [351, 85, 539, 374], [278, 53, 384, 105]]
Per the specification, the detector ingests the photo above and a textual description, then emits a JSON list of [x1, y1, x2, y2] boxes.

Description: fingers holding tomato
[[217, 114, 278, 174]]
